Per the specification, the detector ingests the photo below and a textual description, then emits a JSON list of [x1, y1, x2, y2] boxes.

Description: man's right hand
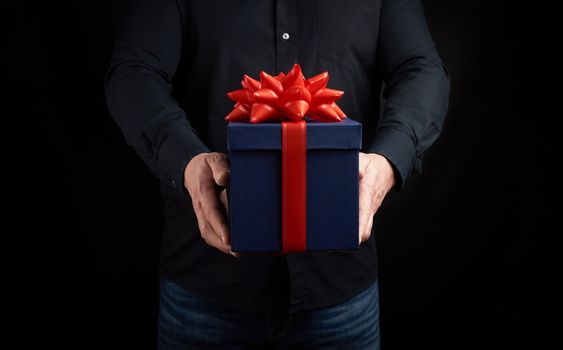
[[184, 152, 240, 257]]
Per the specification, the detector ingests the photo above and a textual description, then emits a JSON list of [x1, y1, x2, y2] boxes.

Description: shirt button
[[171, 180, 177, 188], [282, 32, 290, 40]]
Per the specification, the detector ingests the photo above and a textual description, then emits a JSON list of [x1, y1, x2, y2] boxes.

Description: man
[[105, 0, 450, 348]]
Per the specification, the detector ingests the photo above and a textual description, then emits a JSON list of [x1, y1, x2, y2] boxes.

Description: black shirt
[[105, 0, 450, 315]]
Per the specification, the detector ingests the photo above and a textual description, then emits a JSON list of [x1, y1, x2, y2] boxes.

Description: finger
[[361, 213, 375, 243], [191, 198, 206, 234], [207, 153, 230, 187], [220, 188, 229, 216], [200, 217, 240, 257], [199, 190, 230, 245], [358, 180, 375, 243], [216, 190, 239, 256], [200, 220, 235, 255]]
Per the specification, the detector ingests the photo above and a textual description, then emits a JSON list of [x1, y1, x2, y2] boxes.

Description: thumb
[[207, 153, 230, 187]]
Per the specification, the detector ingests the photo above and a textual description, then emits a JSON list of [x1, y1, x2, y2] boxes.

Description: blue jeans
[[158, 276, 380, 349]]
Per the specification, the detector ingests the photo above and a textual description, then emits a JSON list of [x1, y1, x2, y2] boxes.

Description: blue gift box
[[227, 117, 362, 252]]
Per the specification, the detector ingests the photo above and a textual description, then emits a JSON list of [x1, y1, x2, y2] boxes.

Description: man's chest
[[178, 0, 382, 72]]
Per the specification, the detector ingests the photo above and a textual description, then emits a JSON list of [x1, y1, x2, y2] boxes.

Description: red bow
[[225, 63, 347, 123]]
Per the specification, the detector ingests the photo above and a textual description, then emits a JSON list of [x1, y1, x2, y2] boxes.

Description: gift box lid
[[227, 117, 362, 150]]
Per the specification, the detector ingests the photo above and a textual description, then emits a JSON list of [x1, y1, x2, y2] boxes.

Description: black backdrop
[[9, 0, 541, 349]]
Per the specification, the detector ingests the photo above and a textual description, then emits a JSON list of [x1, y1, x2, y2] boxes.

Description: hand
[[358, 152, 396, 244], [184, 152, 240, 257]]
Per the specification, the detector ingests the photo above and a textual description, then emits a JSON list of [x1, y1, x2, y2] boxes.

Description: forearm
[[368, 55, 450, 189], [368, 0, 450, 190], [105, 53, 210, 192], [104, 0, 210, 195]]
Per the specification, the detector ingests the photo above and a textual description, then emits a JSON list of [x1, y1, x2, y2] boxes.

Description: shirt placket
[[275, 0, 310, 315], [275, 0, 298, 73]]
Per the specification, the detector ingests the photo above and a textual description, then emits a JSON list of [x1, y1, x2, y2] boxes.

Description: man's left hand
[[358, 152, 396, 243]]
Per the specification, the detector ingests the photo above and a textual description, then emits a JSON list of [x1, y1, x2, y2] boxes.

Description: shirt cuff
[[366, 127, 417, 191], [157, 128, 211, 196]]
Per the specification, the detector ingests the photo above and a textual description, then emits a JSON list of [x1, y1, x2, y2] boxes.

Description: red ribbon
[[225, 64, 346, 253], [282, 120, 307, 252]]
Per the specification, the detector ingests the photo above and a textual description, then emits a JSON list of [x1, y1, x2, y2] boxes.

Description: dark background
[[8, 0, 541, 349]]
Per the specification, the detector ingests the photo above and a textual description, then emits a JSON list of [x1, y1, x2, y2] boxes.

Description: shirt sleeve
[[368, 0, 451, 191], [105, 0, 210, 196]]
